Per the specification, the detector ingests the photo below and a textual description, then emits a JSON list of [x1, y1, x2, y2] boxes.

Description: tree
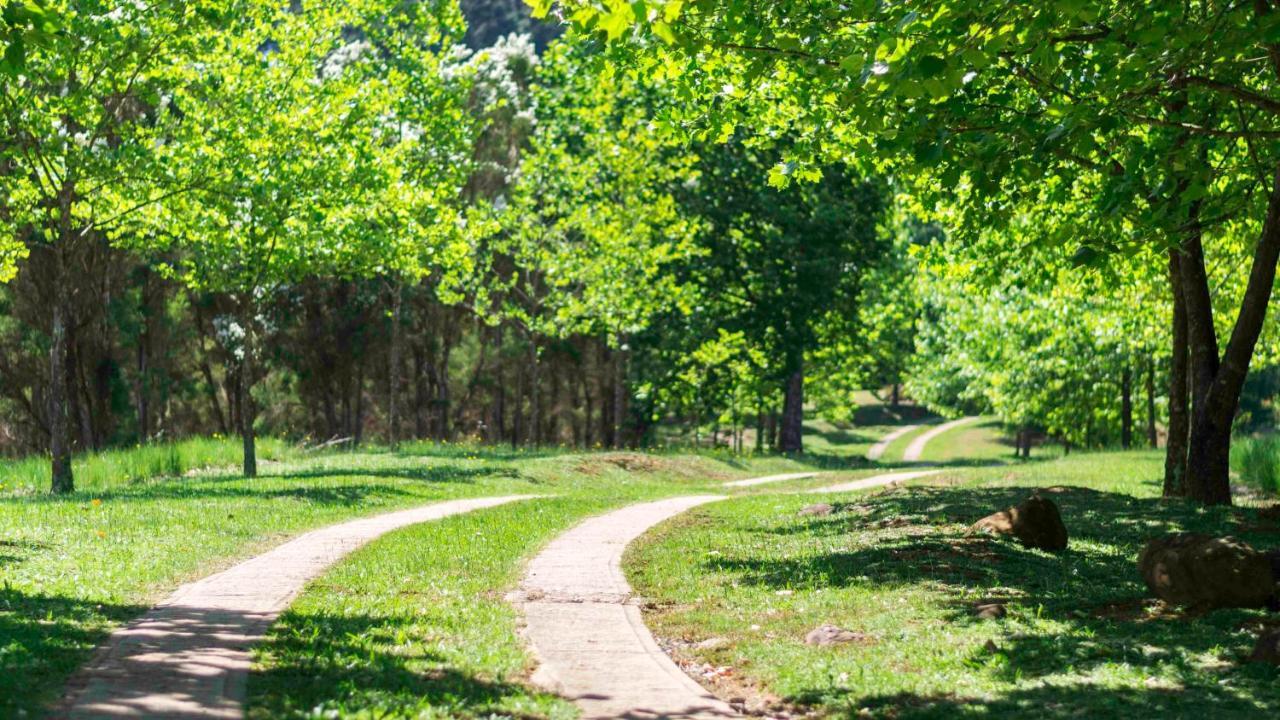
[[154, 0, 473, 476], [535, 0, 1280, 503], [1, 0, 219, 492], [675, 140, 886, 452]]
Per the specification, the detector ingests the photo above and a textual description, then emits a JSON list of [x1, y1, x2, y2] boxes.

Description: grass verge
[[627, 450, 1280, 719]]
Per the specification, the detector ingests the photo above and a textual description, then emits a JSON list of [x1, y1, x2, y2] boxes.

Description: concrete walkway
[[902, 416, 980, 462], [513, 496, 735, 720], [721, 471, 817, 488], [806, 469, 942, 494], [865, 424, 922, 461], [58, 495, 535, 720]]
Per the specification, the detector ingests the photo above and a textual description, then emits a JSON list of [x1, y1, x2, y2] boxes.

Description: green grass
[[0, 439, 836, 718], [2, 436, 294, 495], [1232, 434, 1280, 495], [916, 418, 1017, 464], [626, 450, 1280, 719]]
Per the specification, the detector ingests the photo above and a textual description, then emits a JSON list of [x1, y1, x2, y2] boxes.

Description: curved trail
[[902, 416, 980, 462], [865, 424, 922, 461], [59, 494, 536, 719], [806, 468, 941, 494], [514, 496, 735, 720], [722, 471, 817, 488]]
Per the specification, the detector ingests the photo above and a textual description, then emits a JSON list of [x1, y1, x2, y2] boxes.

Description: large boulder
[[970, 495, 1068, 551], [1138, 534, 1277, 609], [1249, 631, 1280, 665]]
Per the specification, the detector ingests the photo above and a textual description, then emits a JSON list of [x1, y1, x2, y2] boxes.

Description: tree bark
[[1165, 250, 1190, 496], [239, 302, 258, 478], [387, 282, 402, 449], [1121, 363, 1133, 449], [1179, 166, 1280, 504], [49, 254, 74, 493], [779, 358, 804, 454], [612, 338, 627, 448], [1146, 355, 1158, 448]]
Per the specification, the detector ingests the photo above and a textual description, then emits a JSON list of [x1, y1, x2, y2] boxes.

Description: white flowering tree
[[0, 0, 219, 493]]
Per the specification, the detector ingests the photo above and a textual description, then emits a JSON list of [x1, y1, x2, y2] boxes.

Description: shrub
[[1231, 434, 1280, 495]]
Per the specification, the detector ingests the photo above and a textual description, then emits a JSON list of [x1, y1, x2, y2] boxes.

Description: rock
[[798, 503, 833, 517], [974, 602, 1007, 620], [982, 639, 1000, 654], [1248, 631, 1280, 664], [1138, 534, 1276, 609], [694, 637, 731, 651], [970, 495, 1069, 551], [804, 624, 868, 646]]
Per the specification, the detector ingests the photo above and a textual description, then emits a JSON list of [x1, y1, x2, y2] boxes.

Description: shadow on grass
[[249, 610, 559, 719], [705, 484, 1280, 717], [0, 587, 147, 718]]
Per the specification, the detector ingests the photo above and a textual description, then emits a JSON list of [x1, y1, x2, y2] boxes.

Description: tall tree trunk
[[387, 282, 402, 449], [779, 358, 804, 454], [1146, 355, 1158, 448], [49, 254, 74, 493], [240, 301, 258, 478], [528, 342, 541, 446], [1165, 250, 1190, 496], [890, 383, 900, 408], [612, 338, 627, 448], [1179, 167, 1280, 504], [1121, 363, 1133, 449]]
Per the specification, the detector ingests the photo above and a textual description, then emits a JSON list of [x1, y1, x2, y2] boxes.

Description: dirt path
[[865, 424, 922, 461], [902, 416, 980, 462], [806, 468, 942, 494], [512, 495, 736, 720], [722, 471, 817, 488], [58, 494, 536, 719]]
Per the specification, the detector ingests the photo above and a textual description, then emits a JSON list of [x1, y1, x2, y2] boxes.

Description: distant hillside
[[460, 0, 562, 51]]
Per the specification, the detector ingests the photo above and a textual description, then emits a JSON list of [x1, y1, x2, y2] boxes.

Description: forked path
[[902, 416, 980, 462], [58, 494, 535, 720], [513, 495, 735, 719], [865, 423, 922, 461]]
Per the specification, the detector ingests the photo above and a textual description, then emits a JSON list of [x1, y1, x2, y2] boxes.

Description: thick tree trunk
[[890, 383, 900, 408], [528, 343, 540, 446], [240, 303, 258, 478], [49, 267, 74, 493], [779, 359, 804, 453], [1121, 363, 1133, 449], [1165, 250, 1190, 496], [1178, 167, 1280, 504], [387, 283, 402, 449]]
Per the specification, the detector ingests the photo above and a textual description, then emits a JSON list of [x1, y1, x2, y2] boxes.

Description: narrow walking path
[[807, 468, 942, 494], [902, 416, 980, 462], [58, 494, 536, 720], [722, 471, 817, 488], [865, 423, 922, 461], [513, 495, 735, 720]]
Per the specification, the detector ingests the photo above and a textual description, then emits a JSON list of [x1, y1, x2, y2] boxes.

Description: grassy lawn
[[916, 418, 1016, 464], [627, 450, 1280, 719], [0, 440, 837, 718]]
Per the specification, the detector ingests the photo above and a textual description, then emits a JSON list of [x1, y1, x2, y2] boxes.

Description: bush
[[1231, 434, 1280, 495]]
